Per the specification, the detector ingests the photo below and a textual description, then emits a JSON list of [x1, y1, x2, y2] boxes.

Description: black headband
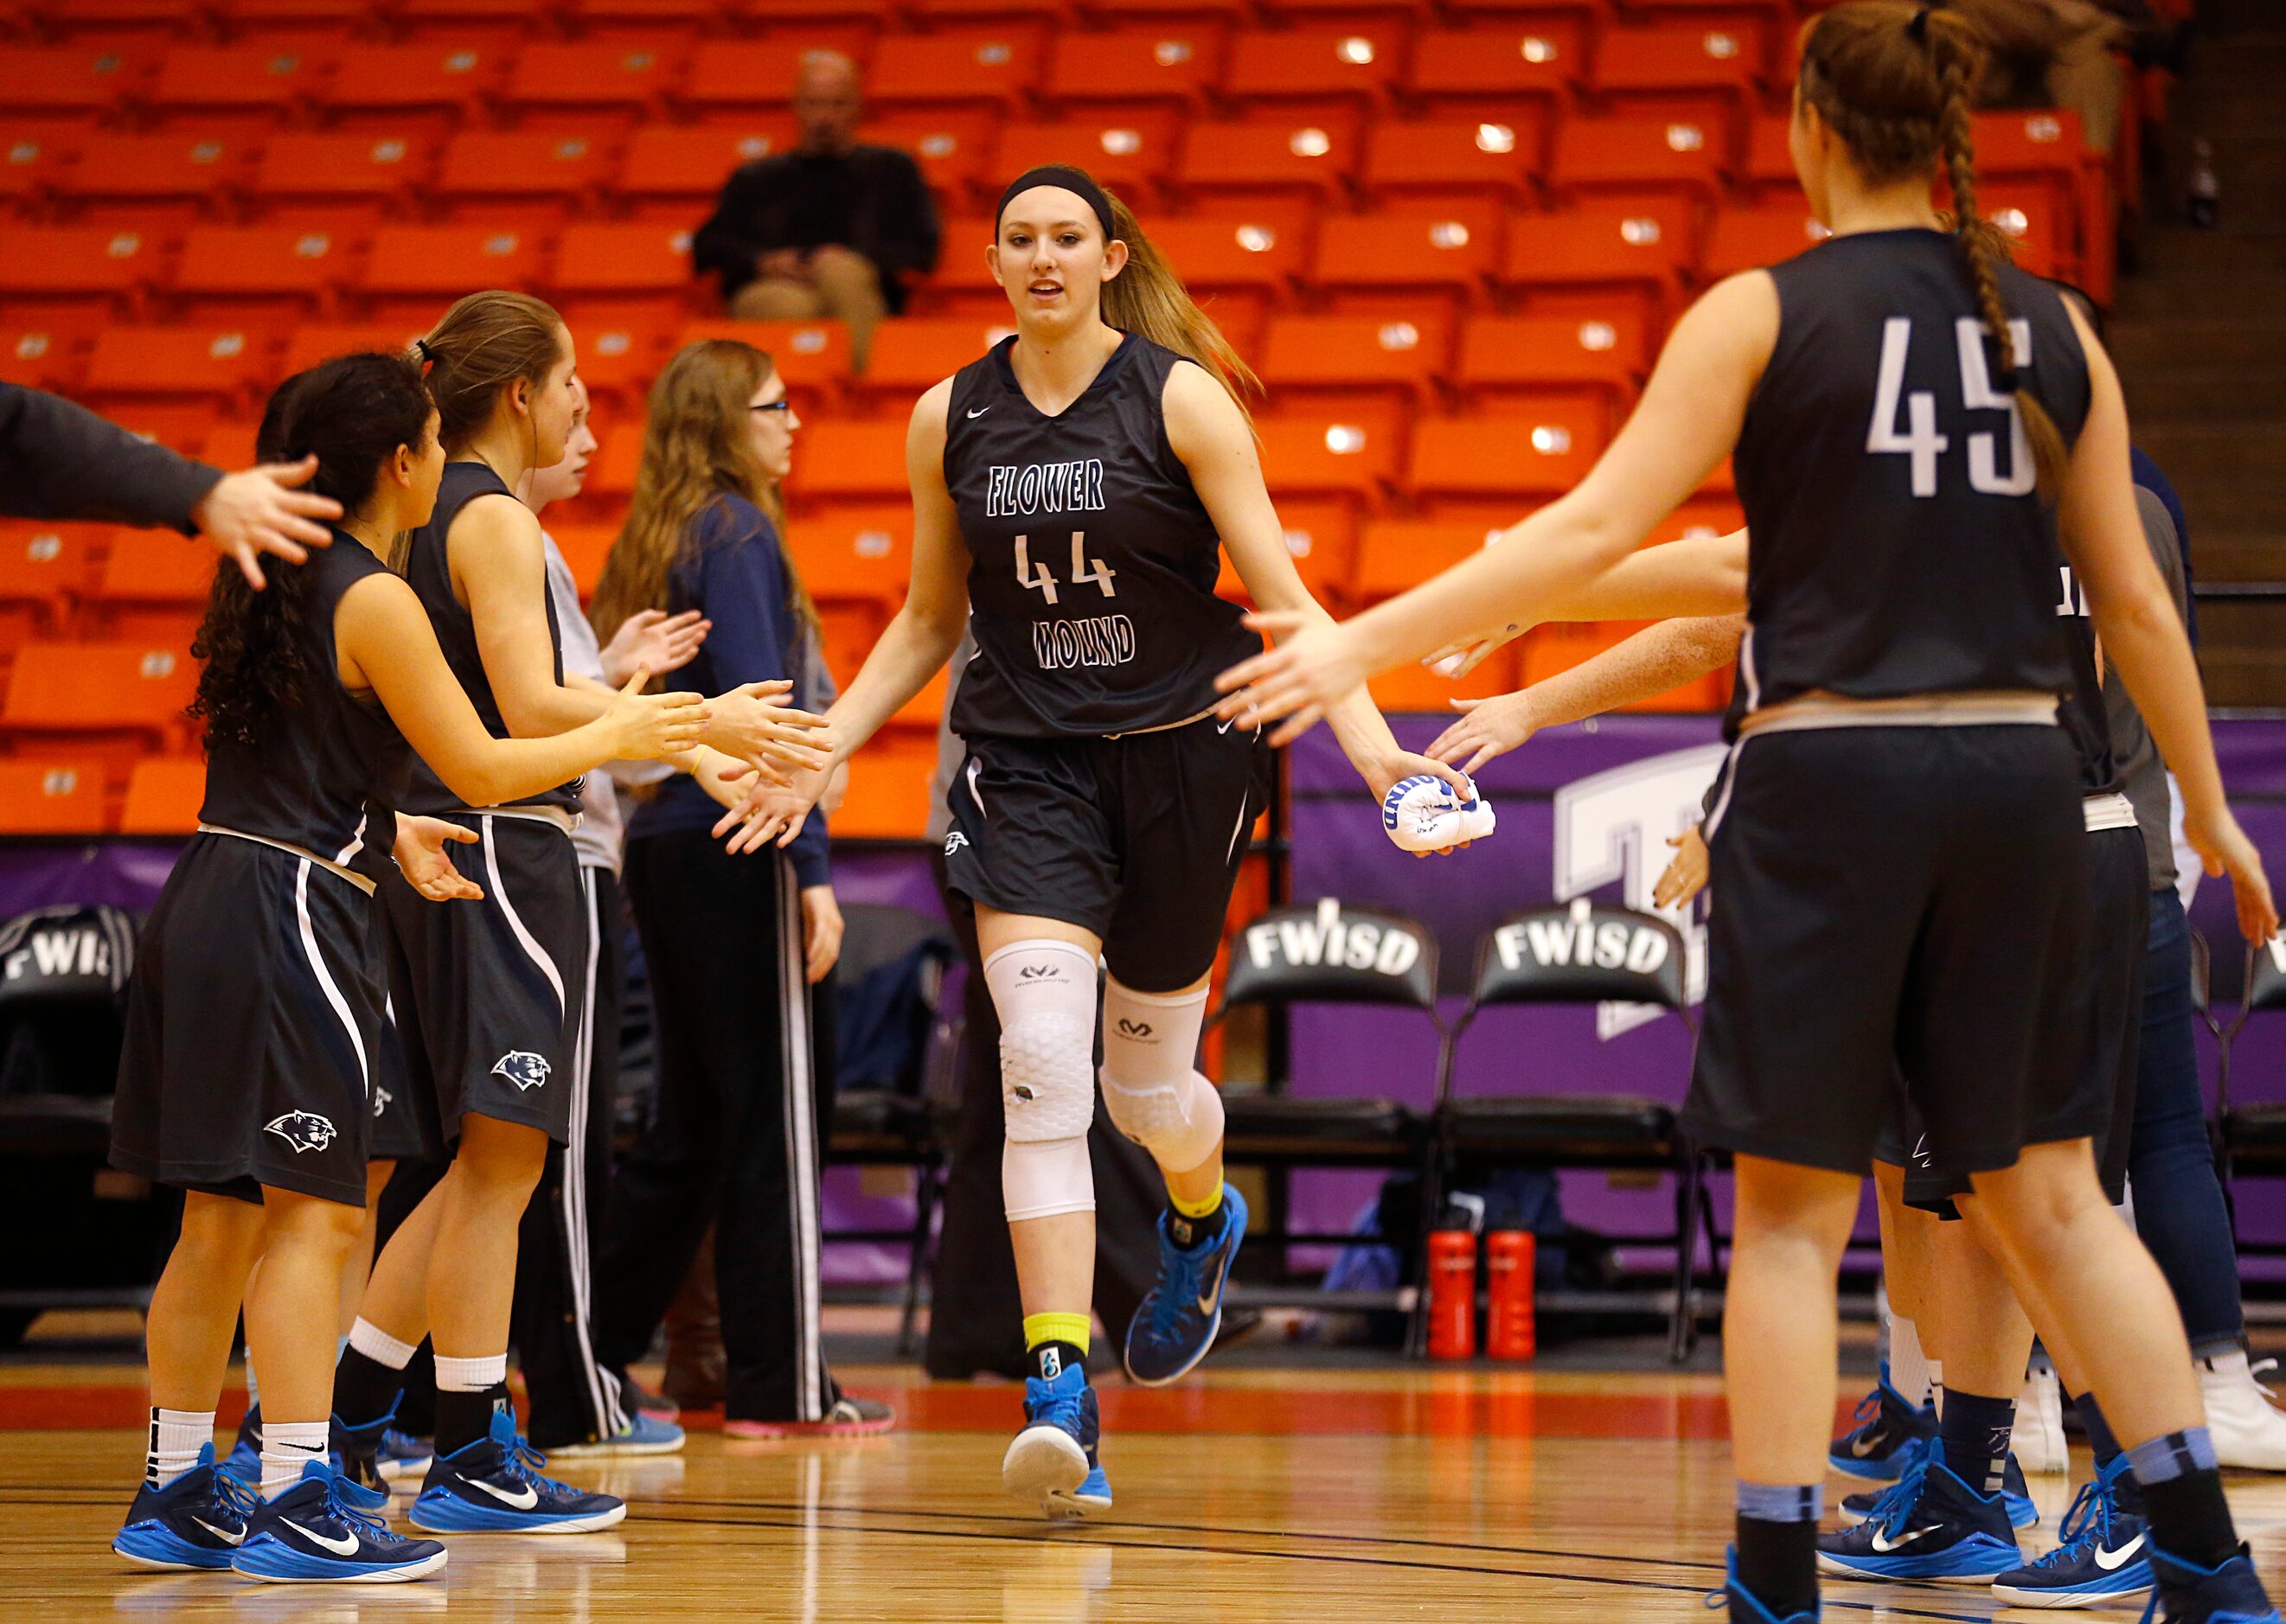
[[996, 165, 1116, 242]]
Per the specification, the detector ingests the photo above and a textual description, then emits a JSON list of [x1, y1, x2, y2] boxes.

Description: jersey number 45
[[1015, 533, 1118, 606], [1867, 315, 2036, 500]]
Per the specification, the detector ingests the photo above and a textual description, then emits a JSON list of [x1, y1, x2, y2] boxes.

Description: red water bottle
[[1486, 1230, 1536, 1360], [1426, 1229, 1477, 1359]]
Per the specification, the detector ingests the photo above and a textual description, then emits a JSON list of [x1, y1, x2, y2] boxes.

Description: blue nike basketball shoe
[[232, 1458, 445, 1582], [1990, 1454, 2152, 1609], [1818, 1455, 2021, 1583], [1124, 1183, 1247, 1386], [2142, 1544, 2282, 1623], [408, 1410, 626, 1534], [1710, 1548, 1820, 1623], [1839, 1435, 2038, 1530], [1830, 1362, 1938, 1480], [112, 1443, 257, 1570], [1002, 1360, 1112, 1520]]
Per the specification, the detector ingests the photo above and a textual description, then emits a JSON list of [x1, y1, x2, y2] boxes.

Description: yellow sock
[[1022, 1313, 1091, 1358], [1169, 1181, 1223, 1221]]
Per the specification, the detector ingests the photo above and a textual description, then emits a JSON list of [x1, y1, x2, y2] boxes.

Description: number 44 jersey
[[944, 331, 1265, 739], [1729, 227, 2095, 731]]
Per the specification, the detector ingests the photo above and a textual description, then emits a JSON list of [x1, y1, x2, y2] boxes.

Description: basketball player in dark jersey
[[107, 352, 704, 1582], [716, 163, 1471, 1516], [1221, 5, 2278, 1619], [322, 292, 815, 1536]]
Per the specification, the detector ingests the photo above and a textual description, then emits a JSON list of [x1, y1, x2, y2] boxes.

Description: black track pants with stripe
[[595, 833, 831, 1423], [514, 863, 630, 1448]]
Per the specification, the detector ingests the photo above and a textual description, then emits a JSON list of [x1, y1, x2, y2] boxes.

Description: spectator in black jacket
[[691, 50, 938, 371], [0, 380, 342, 588]]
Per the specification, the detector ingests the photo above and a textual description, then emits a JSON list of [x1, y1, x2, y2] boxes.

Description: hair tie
[[1994, 366, 2021, 393], [996, 164, 1117, 243], [1906, 3, 1937, 42]]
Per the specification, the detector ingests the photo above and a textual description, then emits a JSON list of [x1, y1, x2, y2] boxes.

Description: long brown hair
[[419, 290, 566, 456], [1798, 0, 2069, 499], [590, 338, 820, 658]]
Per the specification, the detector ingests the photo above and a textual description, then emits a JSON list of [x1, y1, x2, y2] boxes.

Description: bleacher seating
[[0, 0, 2140, 839]]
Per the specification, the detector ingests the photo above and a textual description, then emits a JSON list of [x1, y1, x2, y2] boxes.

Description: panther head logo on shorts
[[492, 1052, 552, 1091], [944, 831, 969, 855], [264, 1111, 338, 1154]]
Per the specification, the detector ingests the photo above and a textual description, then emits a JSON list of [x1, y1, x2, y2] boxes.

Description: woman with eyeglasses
[[586, 339, 890, 1439]]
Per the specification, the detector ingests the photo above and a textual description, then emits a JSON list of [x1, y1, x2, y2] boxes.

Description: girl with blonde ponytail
[[716, 162, 1468, 1518], [1220, 5, 2280, 1620]]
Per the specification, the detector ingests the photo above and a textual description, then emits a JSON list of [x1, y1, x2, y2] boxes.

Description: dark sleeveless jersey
[[943, 332, 1263, 738], [197, 529, 413, 861], [1730, 227, 2094, 742], [397, 459, 580, 815]]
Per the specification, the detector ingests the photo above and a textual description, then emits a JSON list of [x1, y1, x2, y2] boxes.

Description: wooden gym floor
[[11, 1356, 2286, 1622]]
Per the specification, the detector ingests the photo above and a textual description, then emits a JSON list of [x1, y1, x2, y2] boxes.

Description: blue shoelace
[[1144, 1225, 1219, 1341], [1862, 1451, 1936, 1541], [208, 1468, 258, 1525], [496, 1431, 581, 1499], [2027, 1474, 2123, 1570], [309, 1472, 406, 1548]]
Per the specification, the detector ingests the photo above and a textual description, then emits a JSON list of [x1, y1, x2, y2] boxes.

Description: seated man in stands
[[692, 49, 939, 371]]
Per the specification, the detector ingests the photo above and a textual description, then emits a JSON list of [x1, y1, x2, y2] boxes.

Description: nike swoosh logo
[[1195, 1251, 1232, 1319], [1868, 1525, 1934, 1554], [1216, 717, 1235, 734], [282, 1518, 361, 1557], [465, 1477, 541, 1511], [966, 406, 990, 419], [1848, 1433, 1886, 1458], [191, 1517, 245, 1546], [2095, 1534, 2147, 1572]]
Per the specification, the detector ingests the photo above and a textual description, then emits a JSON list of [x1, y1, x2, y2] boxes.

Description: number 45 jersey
[[944, 331, 1265, 739], [1729, 227, 2094, 731]]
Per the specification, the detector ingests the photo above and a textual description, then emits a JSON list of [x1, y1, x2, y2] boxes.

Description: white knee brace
[[984, 939, 1099, 1221], [1099, 979, 1224, 1175]]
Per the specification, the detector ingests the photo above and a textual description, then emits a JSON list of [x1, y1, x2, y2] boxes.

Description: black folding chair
[[2199, 929, 2286, 1223], [1418, 899, 1716, 1363], [1212, 898, 1441, 1312]]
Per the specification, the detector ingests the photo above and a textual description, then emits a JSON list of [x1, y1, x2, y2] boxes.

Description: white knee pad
[[1099, 979, 1224, 1175], [985, 939, 1101, 1220]]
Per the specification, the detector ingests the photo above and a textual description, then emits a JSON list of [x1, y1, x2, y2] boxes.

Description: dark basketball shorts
[[368, 901, 444, 1165], [1681, 723, 2104, 1186], [940, 716, 1275, 993], [111, 833, 383, 1207], [1878, 816, 2150, 1213], [379, 811, 586, 1148]]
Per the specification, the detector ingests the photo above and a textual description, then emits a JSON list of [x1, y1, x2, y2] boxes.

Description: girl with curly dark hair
[[107, 350, 707, 1585]]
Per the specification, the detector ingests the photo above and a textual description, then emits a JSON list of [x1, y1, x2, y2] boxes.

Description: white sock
[[1929, 1359, 1946, 1417], [260, 1419, 330, 1499], [146, 1407, 214, 1490], [347, 1317, 418, 1371], [1888, 1314, 1932, 1409], [433, 1352, 508, 1392]]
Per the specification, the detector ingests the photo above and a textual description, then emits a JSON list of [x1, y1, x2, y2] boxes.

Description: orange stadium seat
[[433, 131, 613, 222], [815, 601, 882, 686], [887, 663, 947, 731], [867, 30, 1045, 114], [320, 43, 506, 129], [585, 425, 645, 499], [147, 44, 329, 122], [0, 46, 152, 121], [569, 0, 725, 23], [784, 506, 912, 613], [993, 115, 1183, 203], [1495, 202, 1693, 318], [1254, 413, 1398, 508], [1406, 25, 1581, 114], [504, 40, 687, 123], [565, 316, 674, 408], [250, 133, 436, 227], [118, 755, 207, 834], [552, 221, 701, 301], [215, 0, 379, 28], [1741, 115, 1802, 197], [785, 420, 913, 505], [0, 129, 67, 214], [1311, 209, 1499, 312], [1042, 29, 1226, 112], [1361, 117, 1544, 206], [1455, 311, 1647, 425], [0, 521, 99, 653], [1976, 183, 2067, 283], [0, 322, 90, 393], [682, 41, 811, 117], [1701, 202, 1828, 279], [360, 226, 544, 310], [729, 0, 897, 29], [545, 521, 616, 599], [866, 113, 996, 208], [1081, 0, 1250, 24], [80, 328, 272, 414], [1145, 214, 1305, 310], [616, 125, 796, 221], [173, 226, 353, 320], [1175, 120, 1357, 206], [1591, 22, 1766, 101], [1975, 107, 2094, 187], [905, 214, 1007, 318], [1367, 643, 1519, 714], [3, 639, 200, 753], [395, 0, 555, 36], [30, 0, 189, 33], [1408, 407, 1601, 507], [1261, 313, 1451, 404], [0, 759, 111, 834], [202, 421, 260, 470], [54, 133, 253, 221], [1354, 516, 1497, 602], [1213, 499, 1359, 607], [832, 732, 938, 840], [675, 318, 854, 396], [859, 317, 1012, 405], [281, 321, 422, 375], [87, 528, 220, 647], [1220, 27, 1405, 110], [1550, 111, 1732, 202]]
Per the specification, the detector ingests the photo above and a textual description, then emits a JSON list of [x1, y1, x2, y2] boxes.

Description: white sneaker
[[2200, 1349, 2286, 1470], [2016, 1361, 2069, 1474]]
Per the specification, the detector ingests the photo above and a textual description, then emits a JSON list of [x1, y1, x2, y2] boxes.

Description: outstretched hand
[[600, 608, 710, 687], [1426, 691, 1539, 776], [712, 760, 830, 855], [190, 456, 343, 590], [1213, 610, 1370, 747], [394, 815, 483, 903]]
